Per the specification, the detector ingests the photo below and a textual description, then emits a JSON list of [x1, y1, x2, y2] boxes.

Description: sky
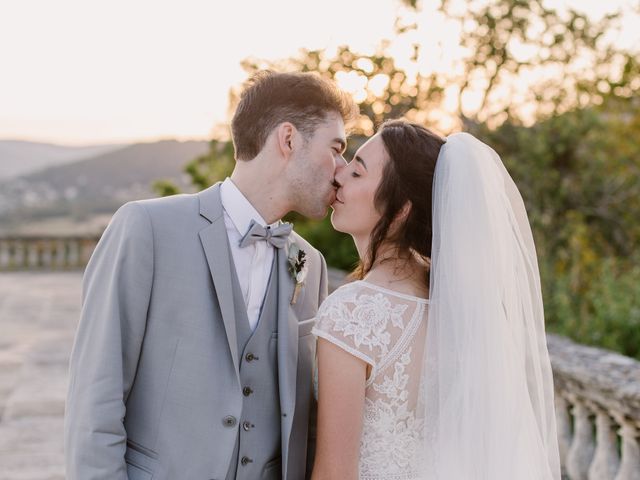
[[0, 0, 637, 146]]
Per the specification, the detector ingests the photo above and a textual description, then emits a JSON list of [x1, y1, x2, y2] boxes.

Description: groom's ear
[[276, 122, 296, 159]]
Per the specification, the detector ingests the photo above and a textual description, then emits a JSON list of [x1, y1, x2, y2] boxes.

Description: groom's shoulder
[[128, 183, 221, 222], [103, 192, 204, 245], [131, 191, 200, 218], [111, 190, 205, 230]]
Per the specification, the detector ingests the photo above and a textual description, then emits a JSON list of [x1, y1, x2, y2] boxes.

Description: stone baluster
[[41, 240, 53, 268], [27, 242, 39, 268], [589, 406, 620, 480], [0, 240, 10, 268], [14, 241, 25, 268], [614, 415, 640, 480], [79, 238, 94, 266], [68, 240, 80, 267], [567, 398, 596, 480], [55, 239, 66, 268], [556, 393, 573, 469]]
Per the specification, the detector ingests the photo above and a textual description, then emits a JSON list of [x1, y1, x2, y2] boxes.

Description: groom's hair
[[231, 70, 357, 161]]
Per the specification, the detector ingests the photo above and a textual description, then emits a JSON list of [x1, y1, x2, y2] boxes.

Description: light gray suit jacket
[[64, 183, 326, 480]]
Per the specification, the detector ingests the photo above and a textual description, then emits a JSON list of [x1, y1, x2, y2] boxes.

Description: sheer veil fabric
[[418, 133, 561, 479]]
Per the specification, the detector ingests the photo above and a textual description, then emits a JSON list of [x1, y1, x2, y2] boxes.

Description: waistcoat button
[[222, 415, 237, 427], [243, 386, 253, 396]]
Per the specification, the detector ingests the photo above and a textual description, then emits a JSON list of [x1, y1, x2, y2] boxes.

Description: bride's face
[[331, 133, 388, 237]]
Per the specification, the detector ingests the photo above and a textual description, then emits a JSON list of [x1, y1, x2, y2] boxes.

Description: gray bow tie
[[239, 219, 292, 249]]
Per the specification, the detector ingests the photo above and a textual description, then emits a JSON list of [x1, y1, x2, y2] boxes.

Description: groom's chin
[[297, 204, 330, 221], [308, 207, 330, 220]]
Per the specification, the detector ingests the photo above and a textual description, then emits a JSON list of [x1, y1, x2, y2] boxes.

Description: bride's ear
[[276, 122, 296, 160], [390, 201, 412, 232], [397, 201, 412, 223]]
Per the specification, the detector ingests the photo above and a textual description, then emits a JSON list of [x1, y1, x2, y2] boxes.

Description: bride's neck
[[362, 246, 430, 298]]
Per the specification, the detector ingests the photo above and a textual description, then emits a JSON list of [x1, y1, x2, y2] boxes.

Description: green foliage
[[427, 0, 632, 124], [541, 254, 640, 359], [472, 97, 640, 358], [152, 179, 181, 197]]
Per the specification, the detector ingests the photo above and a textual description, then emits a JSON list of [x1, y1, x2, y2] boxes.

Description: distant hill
[[0, 140, 127, 179], [0, 139, 210, 224]]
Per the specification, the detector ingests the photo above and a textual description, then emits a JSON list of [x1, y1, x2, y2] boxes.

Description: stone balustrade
[[0, 236, 99, 270], [549, 334, 640, 480]]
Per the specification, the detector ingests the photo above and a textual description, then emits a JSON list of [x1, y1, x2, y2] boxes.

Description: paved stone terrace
[[0, 269, 348, 480], [0, 272, 81, 480]]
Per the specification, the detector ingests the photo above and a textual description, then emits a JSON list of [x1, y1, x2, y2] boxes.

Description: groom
[[64, 70, 356, 480]]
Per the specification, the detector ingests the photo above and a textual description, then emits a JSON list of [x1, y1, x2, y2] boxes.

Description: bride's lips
[[330, 186, 344, 206]]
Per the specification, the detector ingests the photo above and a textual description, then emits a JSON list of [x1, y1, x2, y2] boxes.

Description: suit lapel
[[277, 237, 300, 476], [198, 184, 241, 384]]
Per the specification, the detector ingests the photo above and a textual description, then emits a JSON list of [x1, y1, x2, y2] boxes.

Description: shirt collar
[[220, 177, 280, 235]]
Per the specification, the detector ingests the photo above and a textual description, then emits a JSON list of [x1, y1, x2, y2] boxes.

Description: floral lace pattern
[[312, 281, 429, 480]]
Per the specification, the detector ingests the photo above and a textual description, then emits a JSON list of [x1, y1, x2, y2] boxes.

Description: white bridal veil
[[418, 133, 561, 479]]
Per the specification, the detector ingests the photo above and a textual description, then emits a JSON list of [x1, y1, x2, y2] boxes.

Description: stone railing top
[[548, 333, 640, 423], [0, 235, 101, 240]]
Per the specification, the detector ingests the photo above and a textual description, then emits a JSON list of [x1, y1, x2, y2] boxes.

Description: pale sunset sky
[[0, 0, 637, 146]]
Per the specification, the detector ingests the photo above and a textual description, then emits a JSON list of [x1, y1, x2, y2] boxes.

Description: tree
[[473, 96, 640, 357], [399, 0, 638, 127]]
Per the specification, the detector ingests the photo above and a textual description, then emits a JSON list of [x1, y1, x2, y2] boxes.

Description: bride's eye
[[351, 172, 361, 178]]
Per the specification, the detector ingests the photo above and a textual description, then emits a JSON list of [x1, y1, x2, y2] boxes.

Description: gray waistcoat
[[226, 253, 282, 480]]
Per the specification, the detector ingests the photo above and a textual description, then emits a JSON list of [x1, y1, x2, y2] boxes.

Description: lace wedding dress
[[312, 280, 429, 480], [311, 133, 560, 480]]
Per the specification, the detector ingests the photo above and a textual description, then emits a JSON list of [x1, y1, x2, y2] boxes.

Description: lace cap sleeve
[[311, 282, 409, 369]]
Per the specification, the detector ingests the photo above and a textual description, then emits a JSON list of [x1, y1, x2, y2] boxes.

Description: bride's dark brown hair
[[353, 119, 445, 282]]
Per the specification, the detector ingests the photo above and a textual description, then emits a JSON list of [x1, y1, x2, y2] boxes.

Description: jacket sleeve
[[64, 201, 154, 480]]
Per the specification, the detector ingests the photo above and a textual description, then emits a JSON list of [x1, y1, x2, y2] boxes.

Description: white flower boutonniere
[[287, 243, 308, 305]]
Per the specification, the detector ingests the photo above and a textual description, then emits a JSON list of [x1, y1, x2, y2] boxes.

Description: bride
[[310, 119, 561, 479]]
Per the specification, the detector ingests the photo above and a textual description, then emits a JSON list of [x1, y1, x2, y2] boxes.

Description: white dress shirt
[[219, 177, 279, 331]]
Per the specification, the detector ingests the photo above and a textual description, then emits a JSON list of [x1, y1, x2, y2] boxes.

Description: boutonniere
[[287, 243, 308, 305]]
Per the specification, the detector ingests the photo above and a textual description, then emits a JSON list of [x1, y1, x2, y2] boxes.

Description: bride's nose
[[333, 163, 347, 186], [335, 154, 347, 168]]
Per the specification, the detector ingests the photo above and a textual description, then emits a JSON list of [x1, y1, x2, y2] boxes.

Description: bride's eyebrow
[[355, 155, 368, 170]]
